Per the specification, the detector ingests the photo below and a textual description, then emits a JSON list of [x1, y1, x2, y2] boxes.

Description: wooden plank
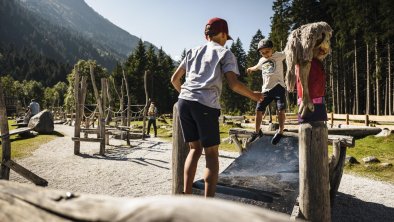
[[3, 160, 47, 186], [71, 137, 103, 143], [0, 127, 32, 137], [229, 128, 354, 147], [369, 115, 394, 122]]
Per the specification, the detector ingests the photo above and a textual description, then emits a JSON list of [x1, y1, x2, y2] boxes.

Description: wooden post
[[172, 103, 188, 194], [122, 69, 131, 127], [73, 65, 82, 155], [365, 114, 369, 126], [120, 79, 126, 127], [84, 117, 90, 139], [99, 78, 107, 155], [142, 71, 149, 139], [328, 140, 347, 207], [345, 113, 349, 125], [330, 112, 334, 127], [0, 81, 11, 179], [299, 121, 330, 221]]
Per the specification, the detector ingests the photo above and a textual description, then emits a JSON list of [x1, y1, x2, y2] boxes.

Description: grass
[[0, 120, 63, 160], [338, 134, 394, 183]]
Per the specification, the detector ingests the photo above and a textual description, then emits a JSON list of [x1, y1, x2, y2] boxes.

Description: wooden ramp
[[0, 127, 33, 137], [193, 135, 299, 214]]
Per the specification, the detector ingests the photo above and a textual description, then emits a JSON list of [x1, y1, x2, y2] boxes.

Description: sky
[[84, 0, 274, 61]]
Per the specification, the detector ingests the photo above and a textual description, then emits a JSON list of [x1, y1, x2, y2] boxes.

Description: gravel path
[[9, 125, 394, 221]]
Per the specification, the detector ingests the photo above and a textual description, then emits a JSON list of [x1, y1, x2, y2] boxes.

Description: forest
[[1, 0, 393, 116]]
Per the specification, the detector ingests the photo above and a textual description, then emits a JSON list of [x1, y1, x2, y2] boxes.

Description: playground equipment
[[172, 104, 355, 220], [72, 64, 149, 155], [0, 82, 47, 186]]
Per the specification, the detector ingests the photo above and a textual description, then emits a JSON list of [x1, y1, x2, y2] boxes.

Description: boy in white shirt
[[246, 39, 286, 145]]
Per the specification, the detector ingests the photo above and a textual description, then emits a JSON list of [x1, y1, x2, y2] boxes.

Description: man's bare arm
[[225, 72, 263, 102], [171, 66, 186, 93]]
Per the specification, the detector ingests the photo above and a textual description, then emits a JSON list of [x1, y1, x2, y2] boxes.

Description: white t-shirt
[[256, 51, 286, 92], [179, 41, 240, 109]]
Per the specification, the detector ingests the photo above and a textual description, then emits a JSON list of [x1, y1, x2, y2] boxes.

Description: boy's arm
[[246, 65, 259, 75], [225, 72, 263, 102], [171, 66, 186, 93]]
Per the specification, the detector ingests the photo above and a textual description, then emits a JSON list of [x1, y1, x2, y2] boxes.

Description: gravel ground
[[9, 124, 394, 221]]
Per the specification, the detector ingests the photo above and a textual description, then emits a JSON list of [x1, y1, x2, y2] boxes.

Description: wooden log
[[285, 127, 376, 140], [299, 122, 330, 222], [0, 180, 291, 222], [0, 127, 32, 137], [84, 117, 90, 138], [73, 66, 81, 155], [122, 69, 131, 127], [0, 81, 11, 180], [142, 70, 149, 140], [3, 160, 47, 186], [71, 137, 103, 143], [172, 103, 188, 194], [328, 140, 347, 207], [229, 127, 354, 152]]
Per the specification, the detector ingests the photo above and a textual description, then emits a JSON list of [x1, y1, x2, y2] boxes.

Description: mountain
[[0, 0, 121, 85], [17, 0, 153, 59]]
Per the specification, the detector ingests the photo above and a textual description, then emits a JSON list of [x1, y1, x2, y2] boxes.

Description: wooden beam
[[3, 160, 47, 186], [172, 103, 188, 194], [299, 122, 330, 221], [71, 137, 103, 143], [0, 80, 11, 179]]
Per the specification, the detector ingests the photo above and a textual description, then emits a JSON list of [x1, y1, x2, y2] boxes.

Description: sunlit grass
[[330, 134, 394, 183], [0, 120, 62, 160]]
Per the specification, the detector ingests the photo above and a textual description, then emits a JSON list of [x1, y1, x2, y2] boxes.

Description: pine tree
[[246, 30, 265, 112]]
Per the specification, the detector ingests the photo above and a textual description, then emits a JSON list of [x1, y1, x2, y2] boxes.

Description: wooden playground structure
[[0, 82, 47, 187], [172, 103, 356, 221], [71, 64, 150, 155]]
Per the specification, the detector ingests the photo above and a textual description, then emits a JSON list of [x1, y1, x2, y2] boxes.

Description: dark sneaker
[[271, 131, 283, 145], [247, 130, 263, 143]]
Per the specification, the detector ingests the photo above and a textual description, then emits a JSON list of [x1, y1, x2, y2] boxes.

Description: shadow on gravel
[[332, 192, 394, 222], [76, 141, 170, 170]]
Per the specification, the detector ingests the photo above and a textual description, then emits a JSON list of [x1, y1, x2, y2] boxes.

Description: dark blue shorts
[[256, 84, 286, 112], [178, 99, 220, 147]]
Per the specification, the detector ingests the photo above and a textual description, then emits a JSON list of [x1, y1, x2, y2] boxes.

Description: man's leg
[[147, 119, 152, 135], [203, 145, 219, 197], [153, 120, 157, 137], [183, 140, 203, 194]]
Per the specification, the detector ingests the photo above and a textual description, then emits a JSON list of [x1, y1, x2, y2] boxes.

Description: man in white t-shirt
[[246, 39, 287, 145]]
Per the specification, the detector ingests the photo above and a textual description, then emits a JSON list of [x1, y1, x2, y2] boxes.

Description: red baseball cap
[[204, 17, 233, 40]]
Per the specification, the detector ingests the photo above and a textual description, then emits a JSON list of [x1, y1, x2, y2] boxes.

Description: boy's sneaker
[[271, 130, 283, 145], [247, 129, 263, 143]]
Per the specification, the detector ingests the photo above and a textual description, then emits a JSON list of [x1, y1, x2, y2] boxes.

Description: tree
[[246, 30, 265, 112]]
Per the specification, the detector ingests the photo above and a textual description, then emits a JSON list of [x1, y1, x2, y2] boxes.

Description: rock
[[380, 163, 393, 168], [345, 156, 360, 164], [28, 109, 54, 134], [362, 156, 380, 164], [375, 128, 392, 137]]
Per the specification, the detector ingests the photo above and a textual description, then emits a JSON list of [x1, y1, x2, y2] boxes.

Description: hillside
[[0, 0, 122, 85], [18, 0, 154, 58]]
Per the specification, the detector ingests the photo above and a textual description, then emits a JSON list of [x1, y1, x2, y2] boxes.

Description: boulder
[[362, 156, 380, 164], [28, 110, 54, 133]]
